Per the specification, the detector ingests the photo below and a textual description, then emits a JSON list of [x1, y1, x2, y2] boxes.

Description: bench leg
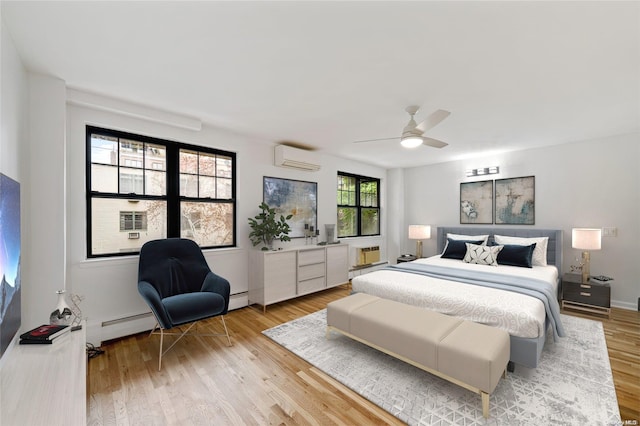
[[481, 392, 490, 419]]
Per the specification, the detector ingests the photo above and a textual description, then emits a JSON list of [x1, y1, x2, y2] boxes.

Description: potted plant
[[248, 202, 293, 250]]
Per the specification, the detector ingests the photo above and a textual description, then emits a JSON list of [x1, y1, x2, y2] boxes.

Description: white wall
[[402, 133, 640, 309], [65, 92, 387, 343]]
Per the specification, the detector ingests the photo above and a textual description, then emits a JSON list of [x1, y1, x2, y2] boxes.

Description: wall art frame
[[263, 176, 317, 238], [459, 180, 493, 224], [494, 175, 535, 225]]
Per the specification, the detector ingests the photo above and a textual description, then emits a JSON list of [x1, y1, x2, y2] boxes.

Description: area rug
[[263, 309, 620, 425]]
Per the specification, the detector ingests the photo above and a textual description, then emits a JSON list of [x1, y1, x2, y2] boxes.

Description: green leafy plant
[[248, 202, 293, 250]]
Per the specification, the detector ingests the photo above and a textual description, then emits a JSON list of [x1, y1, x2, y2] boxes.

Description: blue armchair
[[137, 238, 232, 370]]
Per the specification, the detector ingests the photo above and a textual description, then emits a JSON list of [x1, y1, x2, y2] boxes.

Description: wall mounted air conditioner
[[274, 145, 321, 171], [356, 246, 380, 266]]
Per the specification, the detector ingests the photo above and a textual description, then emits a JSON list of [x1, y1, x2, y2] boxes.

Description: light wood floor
[[88, 284, 640, 425]]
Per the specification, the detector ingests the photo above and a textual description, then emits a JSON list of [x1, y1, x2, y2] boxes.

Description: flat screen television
[[0, 173, 21, 362]]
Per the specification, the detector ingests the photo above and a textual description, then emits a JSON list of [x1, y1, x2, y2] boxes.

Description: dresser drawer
[[298, 276, 326, 294], [298, 248, 325, 265], [298, 262, 326, 281]]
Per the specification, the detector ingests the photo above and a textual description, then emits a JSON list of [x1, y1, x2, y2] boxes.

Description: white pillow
[[463, 243, 503, 266], [443, 233, 490, 254], [494, 235, 549, 266], [447, 233, 489, 245]]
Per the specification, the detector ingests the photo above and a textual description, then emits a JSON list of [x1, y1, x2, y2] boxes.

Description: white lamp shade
[[408, 225, 431, 240], [572, 228, 602, 250]]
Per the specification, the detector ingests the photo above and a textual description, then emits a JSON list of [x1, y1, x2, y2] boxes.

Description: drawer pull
[[580, 292, 591, 297], [580, 284, 591, 289]]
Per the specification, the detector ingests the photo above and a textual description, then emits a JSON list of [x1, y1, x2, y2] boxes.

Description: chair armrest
[[201, 272, 231, 314], [138, 280, 172, 329]]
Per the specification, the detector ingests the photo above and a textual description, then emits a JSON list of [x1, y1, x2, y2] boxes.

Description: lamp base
[[581, 251, 590, 283], [415, 241, 423, 259]]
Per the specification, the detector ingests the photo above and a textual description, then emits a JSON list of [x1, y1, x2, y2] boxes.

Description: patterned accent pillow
[[463, 243, 503, 266]]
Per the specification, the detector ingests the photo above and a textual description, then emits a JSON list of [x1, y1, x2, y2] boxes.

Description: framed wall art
[[460, 180, 493, 224], [494, 175, 535, 225], [263, 176, 317, 238]]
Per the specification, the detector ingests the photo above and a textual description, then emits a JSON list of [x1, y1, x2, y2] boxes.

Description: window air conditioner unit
[[274, 145, 321, 171], [356, 246, 380, 266]]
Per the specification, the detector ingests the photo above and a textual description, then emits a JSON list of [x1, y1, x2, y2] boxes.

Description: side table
[[561, 273, 611, 317]]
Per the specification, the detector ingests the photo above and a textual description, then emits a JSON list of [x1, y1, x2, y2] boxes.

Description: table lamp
[[408, 225, 431, 258], [572, 228, 602, 283]]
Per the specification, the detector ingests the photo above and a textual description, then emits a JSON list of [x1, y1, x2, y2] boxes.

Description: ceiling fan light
[[400, 136, 422, 148]]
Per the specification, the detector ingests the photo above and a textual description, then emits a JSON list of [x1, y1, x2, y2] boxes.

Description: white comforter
[[351, 255, 559, 338]]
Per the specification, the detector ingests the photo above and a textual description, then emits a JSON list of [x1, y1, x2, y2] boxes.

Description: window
[[87, 126, 236, 257], [337, 172, 380, 237]]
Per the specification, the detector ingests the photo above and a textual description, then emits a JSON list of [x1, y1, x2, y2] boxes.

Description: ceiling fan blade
[[421, 137, 448, 148], [353, 137, 400, 144], [416, 109, 451, 132]]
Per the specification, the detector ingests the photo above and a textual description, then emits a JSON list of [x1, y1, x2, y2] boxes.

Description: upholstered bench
[[326, 293, 510, 419]]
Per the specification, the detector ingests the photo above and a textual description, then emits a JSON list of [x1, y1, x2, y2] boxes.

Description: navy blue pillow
[[441, 238, 485, 260], [496, 243, 537, 268]]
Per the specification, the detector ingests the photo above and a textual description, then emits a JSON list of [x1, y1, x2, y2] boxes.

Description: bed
[[351, 226, 565, 369]]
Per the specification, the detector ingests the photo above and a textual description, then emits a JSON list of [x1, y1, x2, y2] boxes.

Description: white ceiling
[[3, 1, 639, 169]]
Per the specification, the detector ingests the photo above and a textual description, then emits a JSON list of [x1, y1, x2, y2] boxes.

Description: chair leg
[[220, 315, 232, 346], [153, 317, 231, 370], [158, 328, 164, 371]]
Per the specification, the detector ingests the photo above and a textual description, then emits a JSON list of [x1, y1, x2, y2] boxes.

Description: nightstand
[[561, 273, 611, 317], [397, 255, 417, 263]]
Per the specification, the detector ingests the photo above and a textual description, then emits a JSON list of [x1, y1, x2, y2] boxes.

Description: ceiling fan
[[354, 106, 450, 149]]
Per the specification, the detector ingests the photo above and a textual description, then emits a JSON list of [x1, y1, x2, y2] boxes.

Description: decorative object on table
[[19, 324, 70, 344], [460, 180, 493, 224], [397, 254, 417, 263], [325, 224, 336, 244], [572, 228, 602, 283], [494, 176, 535, 224], [50, 289, 73, 325], [263, 176, 317, 238], [408, 225, 431, 258], [68, 293, 84, 328], [248, 202, 293, 250], [304, 223, 317, 245]]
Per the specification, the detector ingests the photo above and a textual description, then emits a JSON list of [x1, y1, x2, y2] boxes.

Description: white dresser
[[249, 244, 349, 312]]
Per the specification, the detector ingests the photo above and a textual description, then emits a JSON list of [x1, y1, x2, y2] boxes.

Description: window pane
[[119, 168, 144, 194], [146, 170, 166, 196], [180, 149, 198, 174], [120, 139, 144, 168], [180, 201, 234, 247], [360, 181, 378, 207], [91, 198, 166, 255], [180, 174, 198, 197], [91, 135, 117, 165], [199, 153, 216, 176], [337, 175, 356, 206], [361, 208, 380, 236], [145, 143, 166, 170], [337, 207, 357, 237], [217, 177, 232, 199], [199, 176, 216, 198], [216, 156, 232, 178], [91, 163, 118, 192]]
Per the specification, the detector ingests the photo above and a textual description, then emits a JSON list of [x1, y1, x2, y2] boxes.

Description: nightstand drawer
[[563, 285, 610, 308]]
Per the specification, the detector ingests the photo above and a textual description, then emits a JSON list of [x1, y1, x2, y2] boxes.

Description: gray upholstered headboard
[[436, 226, 563, 275]]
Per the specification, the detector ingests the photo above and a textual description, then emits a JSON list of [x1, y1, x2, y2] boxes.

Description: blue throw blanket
[[386, 262, 566, 340]]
